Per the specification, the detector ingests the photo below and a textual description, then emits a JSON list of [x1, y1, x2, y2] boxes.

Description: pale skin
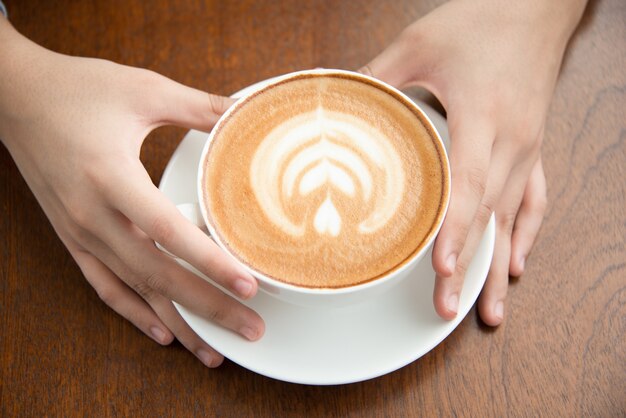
[[0, 17, 263, 369], [361, 0, 587, 325], [0, 0, 587, 367]]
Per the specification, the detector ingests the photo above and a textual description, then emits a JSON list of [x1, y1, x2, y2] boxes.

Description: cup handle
[[155, 202, 206, 257]]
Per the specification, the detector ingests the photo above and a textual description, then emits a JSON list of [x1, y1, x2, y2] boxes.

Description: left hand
[[359, 0, 584, 325]]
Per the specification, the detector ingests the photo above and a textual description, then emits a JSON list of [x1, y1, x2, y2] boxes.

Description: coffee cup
[[170, 69, 450, 307]]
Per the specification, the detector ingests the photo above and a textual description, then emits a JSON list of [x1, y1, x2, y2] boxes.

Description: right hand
[[0, 18, 264, 368]]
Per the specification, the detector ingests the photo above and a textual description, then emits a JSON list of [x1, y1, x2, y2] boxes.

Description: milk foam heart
[[203, 73, 448, 289], [250, 106, 408, 237]]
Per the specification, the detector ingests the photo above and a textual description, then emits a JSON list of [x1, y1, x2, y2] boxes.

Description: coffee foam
[[250, 106, 407, 237], [204, 73, 447, 288]]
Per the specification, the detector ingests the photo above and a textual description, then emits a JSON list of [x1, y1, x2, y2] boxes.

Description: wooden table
[[1, 1, 624, 416]]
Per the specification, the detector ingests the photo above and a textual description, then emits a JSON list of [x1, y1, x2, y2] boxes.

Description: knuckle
[[133, 281, 154, 301], [143, 270, 171, 296], [83, 162, 107, 190], [476, 198, 496, 225], [134, 68, 164, 92], [496, 211, 518, 235], [505, 123, 543, 157], [131, 273, 161, 301], [196, 293, 236, 325], [458, 166, 488, 198], [513, 133, 541, 156], [206, 93, 237, 120], [207, 93, 229, 115], [204, 306, 228, 324], [66, 201, 93, 230], [67, 220, 93, 244]]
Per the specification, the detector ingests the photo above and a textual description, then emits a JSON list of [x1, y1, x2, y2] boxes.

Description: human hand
[[360, 0, 586, 325], [0, 19, 264, 367]]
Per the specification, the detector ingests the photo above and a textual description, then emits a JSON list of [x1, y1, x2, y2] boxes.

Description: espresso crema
[[203, 72, 448, 288]]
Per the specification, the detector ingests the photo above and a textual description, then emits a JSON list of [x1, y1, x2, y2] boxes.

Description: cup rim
[[197, 68, 450, 295]]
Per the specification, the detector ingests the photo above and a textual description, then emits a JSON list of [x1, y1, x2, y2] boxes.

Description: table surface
[[1, 1, 624, 416]]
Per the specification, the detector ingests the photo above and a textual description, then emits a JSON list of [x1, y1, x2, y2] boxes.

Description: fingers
[[432, 112, 496, 277], [104, 165, 258, 301], [358, 21, 446, 96], [431, 111, 534, 321], [477, 174, 527, 326], [509, 157, 547, 277], [87, 209, 265, 342], [71, 232, 254, 368], [433, 208, 491, 319], [147, 294, 226, 368], [478, 230, 509, 326], [72, 248, 174, 345], [433, 199, 492, 319], [433, 162, 516, 324], [478, 157, 543, 326], [147, 72, 235, 131], [68, 153, 265, 344], [74, 245, 227, 368], [358, 39, 413, 88]]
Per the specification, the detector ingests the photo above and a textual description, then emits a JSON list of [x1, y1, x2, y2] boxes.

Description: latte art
[[250, 106, 409, 238], [203, 73, 448, 288]]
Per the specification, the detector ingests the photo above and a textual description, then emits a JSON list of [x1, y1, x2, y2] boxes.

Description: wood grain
[[1, 0, 624, 416]]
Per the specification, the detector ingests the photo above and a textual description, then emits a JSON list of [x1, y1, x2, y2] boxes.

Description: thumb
[[150, 75, 236, 132], [358, 30, 416, 89]]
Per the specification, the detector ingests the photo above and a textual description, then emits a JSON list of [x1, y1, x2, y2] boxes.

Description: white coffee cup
[[169, 69, 450, 307]]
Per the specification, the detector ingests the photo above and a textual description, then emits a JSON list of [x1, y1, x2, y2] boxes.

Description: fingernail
[[495, 301, 504, 321], [446, 254, 457, 275], [197, 348, 217, 368], [240, 326, 258, 341], [234, 279, 253, 298], [519, 257, 526, 273], [446, 293, 459, 316], [150, 326, 166, 344]]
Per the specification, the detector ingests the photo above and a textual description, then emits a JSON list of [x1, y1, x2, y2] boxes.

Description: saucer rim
[[158, 80, 495, 385]]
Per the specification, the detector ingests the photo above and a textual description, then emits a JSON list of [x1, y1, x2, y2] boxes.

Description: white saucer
[[158, 91, 495, 385]]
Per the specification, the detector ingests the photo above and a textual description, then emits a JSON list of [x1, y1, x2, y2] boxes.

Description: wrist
[[0, 18, 58, 146], [503, 0, 588, 44]]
